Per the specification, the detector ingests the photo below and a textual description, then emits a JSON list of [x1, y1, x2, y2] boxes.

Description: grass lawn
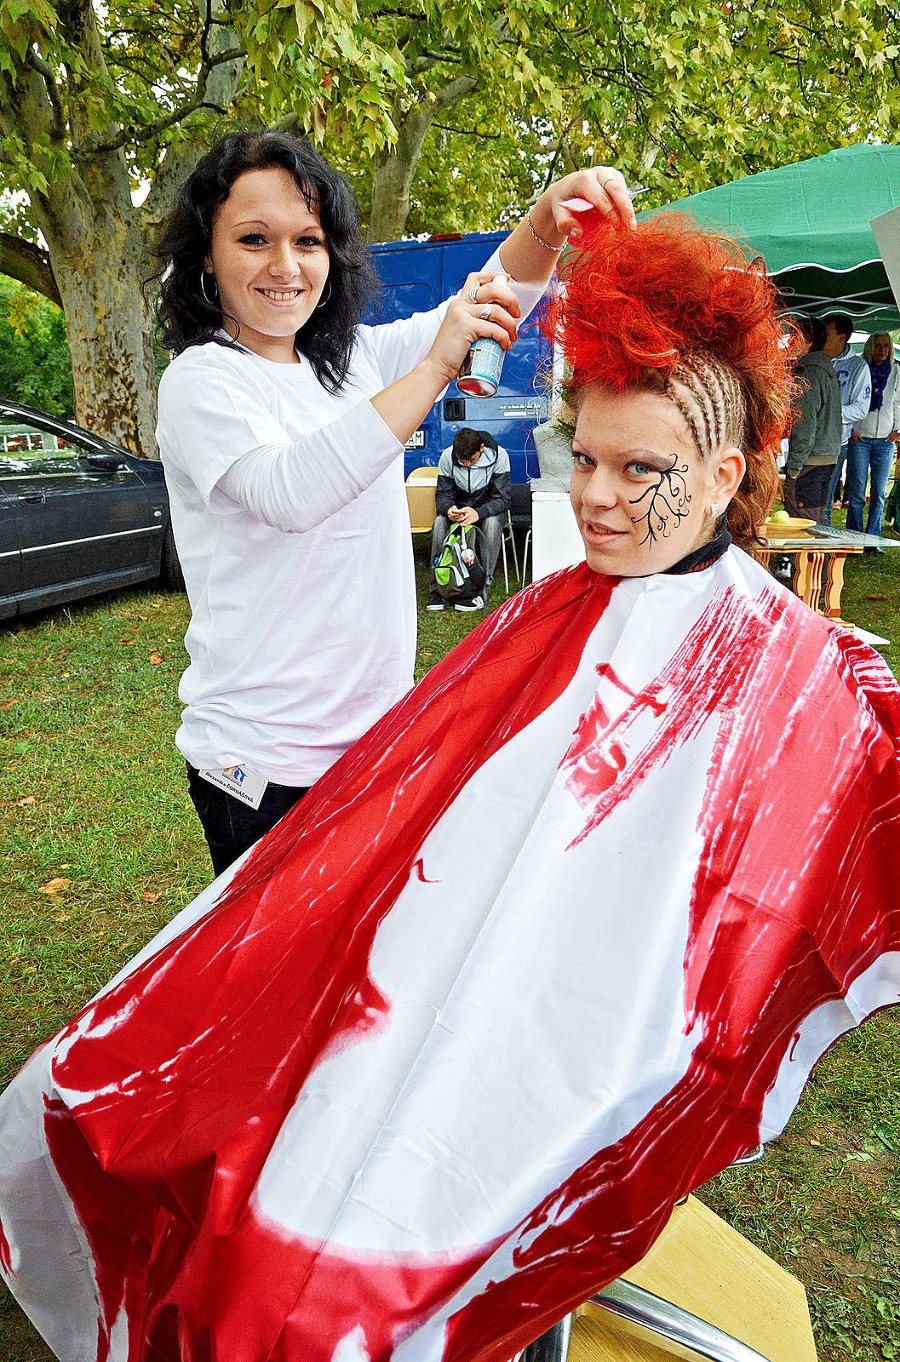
[[1, 530, 899, 1361]]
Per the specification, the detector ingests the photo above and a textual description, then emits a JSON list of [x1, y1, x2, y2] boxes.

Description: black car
[[0, 399, 183, 619]]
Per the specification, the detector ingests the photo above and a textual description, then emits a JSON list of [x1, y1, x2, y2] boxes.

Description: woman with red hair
[[1, 212, 899, 1362], [544, 209, 792, 575]]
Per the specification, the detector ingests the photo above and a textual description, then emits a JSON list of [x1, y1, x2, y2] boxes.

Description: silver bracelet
[[527, 206, 565, 253]]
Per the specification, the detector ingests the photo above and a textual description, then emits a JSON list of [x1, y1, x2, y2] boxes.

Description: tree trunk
[[369, 101, 435, 243], [29, 151, 159, 456], [368, 76, 478, 242], [52, 232, 159, 459]]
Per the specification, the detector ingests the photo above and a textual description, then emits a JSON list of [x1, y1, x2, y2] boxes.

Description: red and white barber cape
[[2, 547, 900, 1362]]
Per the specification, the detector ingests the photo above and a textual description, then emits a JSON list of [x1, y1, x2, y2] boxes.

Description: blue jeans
[[824, 442, 849, 526], [846, 437, 895, 536]]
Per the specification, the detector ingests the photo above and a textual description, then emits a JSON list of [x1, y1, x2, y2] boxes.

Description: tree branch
[[431, 74, 478, 115], [25, 51, 66, 142], [0, 233, 62, 307], [406, 48, 462, 75], [87, 89, 238, 156], [432, 120, 503, 140], [141, 0, 244, 230], [275, 111, 314, 137]]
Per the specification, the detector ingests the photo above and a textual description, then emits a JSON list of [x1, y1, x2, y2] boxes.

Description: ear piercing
[[710, 502, 721, 518], [200, 272, 218, 306]]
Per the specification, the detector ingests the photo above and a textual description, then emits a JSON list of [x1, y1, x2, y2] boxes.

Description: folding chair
[[509, 482, 533, 585], [497, 510, 519, 594], [405, 465, 439, 535]]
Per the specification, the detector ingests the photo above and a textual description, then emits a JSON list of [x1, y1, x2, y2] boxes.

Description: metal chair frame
[[520, 1148, 776, 1362]]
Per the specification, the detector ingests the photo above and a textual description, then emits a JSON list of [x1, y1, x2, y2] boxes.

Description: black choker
[[666, 528, 732, 575]]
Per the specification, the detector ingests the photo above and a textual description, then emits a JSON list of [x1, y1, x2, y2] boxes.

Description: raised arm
[[370, 168, 636, 444]]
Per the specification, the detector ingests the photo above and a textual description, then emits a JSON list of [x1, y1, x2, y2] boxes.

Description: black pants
[[784, 464, 833, 523], [186, 763, 310, 878]]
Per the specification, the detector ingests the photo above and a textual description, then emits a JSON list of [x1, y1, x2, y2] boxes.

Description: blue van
[[366, 232, 552, 483]]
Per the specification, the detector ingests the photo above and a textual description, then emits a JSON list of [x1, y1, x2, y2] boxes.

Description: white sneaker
[[455, 595, 484, 613]]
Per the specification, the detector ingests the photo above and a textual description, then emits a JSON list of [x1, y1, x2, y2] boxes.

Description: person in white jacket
[[847, 332, 900, 543], [153, 128, 636, 874], [823, 313, 872, 523]]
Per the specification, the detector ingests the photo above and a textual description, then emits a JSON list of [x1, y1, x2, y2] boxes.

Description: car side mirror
[[85, 452, 126, 472]]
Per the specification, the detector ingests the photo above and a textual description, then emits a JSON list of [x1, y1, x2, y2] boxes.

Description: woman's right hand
[[421, 270, 521, 388], [370, 269, 521, 444]]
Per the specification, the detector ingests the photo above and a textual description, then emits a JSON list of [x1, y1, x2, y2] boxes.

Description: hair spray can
[[457, 337, 504, 397]]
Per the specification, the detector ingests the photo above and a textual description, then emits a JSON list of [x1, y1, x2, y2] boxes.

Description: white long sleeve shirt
[[831, 346, 872, 443], [157, 256, 544, 786]]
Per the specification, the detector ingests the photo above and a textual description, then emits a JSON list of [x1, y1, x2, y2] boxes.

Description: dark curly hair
[[542, 213, 800, 549], [153, 130, 379, 392]]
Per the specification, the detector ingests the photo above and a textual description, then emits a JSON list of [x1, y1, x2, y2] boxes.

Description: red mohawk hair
[[541, 213, 798, 547]]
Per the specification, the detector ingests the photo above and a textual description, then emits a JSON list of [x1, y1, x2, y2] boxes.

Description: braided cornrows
[[665, 352, 746, 463]]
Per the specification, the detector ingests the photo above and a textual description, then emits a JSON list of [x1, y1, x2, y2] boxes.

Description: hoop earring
[[316, 279, 332, 310], [200, 271, 218, 306]]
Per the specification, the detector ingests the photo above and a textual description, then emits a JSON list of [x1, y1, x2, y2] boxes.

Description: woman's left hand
[[532, 168, 637, 248], [499, 166, 636, 285]]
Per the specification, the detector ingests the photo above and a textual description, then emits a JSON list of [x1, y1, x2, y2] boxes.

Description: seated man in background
[[428, 427, 511, 612], [783, 315, 842, 524]]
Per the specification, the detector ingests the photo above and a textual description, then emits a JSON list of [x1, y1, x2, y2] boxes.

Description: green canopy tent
[[641, 143, 900, 331]]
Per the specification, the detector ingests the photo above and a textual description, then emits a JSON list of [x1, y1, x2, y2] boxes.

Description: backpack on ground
[[433, 522, 486, 601]]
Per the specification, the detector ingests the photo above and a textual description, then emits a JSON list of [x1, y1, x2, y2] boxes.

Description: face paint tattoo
[[627, 455, 692, 544]]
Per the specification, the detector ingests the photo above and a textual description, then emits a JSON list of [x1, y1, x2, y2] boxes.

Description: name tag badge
[[198, 764, 268, 810]]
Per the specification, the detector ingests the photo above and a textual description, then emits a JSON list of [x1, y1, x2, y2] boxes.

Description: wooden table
[[759, 523, 889, 621]]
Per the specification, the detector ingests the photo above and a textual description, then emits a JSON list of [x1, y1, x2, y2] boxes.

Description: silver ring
[[479, 304, 492, 320], [469, 285, 479, 302], [602, 175, 617, 189]]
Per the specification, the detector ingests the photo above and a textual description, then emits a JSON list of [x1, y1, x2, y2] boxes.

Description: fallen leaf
[[874, 1122, 897, 1152], [1, 699, 19, 709], [866, 594, 888, 601], [138, 615, 150, 621], [16, 795, 35, 806], [141, 890, 161, 902], [809, 1137, 821, 1146], [149, 652, 162, 665], [39, 877, 71, 895], [121, 638, 136, 646]]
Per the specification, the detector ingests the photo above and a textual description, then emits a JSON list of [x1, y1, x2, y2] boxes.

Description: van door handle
[[19, 491, 46, 504]]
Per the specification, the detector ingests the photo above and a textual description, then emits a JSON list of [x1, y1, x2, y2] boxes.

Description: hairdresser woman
[[155, 130, 635, 874]]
